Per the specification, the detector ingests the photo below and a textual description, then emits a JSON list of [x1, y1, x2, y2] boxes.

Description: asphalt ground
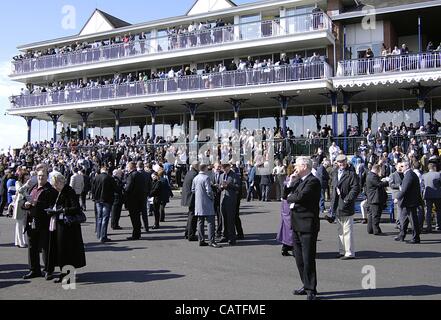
[[1, 194, 441, 300]]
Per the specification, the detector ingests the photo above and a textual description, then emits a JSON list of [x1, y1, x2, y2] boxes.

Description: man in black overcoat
[[286, 157, 321, 300]]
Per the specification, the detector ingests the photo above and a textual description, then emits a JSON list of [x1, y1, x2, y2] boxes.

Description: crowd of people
[[1, 119, 440, 295], [11, 19, 235, 65], [12, 51, 326, 109]]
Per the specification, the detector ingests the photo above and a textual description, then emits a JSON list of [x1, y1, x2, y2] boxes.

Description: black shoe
[[362, 219, 368, 224], [394, 236, 405, 242], [237, 234, 245, 240], [23, 272, 42, 280], [408, 239, 420, 244], [199, 241, 208, 247], [127, 237, 140, 241], [324, 215, 335, 224], [45, 272, 55, 281], [218, 238, 229, 243], [112, 226, 123, 230], [293, 287, 307, 296], [281, 249, 290, 256], [209, 243, 222, 248], [228, 241, 236, 246], [100, 237, 111, 243], [336, 254, 344, 258], [307, 293, 318, 301], [188, 236, 198, 242], [151, 225, 159, 230]]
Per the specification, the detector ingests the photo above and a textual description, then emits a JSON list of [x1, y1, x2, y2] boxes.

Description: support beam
[[77, 112, 93, 141], [184, 102, 202, 142], [402, 84, 439, 127], [340, 90, 363, 153], [109, 109, 126, 141], [47, 113, 62, 142], [226, 98, 248, 132], [145, 106, 161, 140], [272, 95, 297, 138], [22, 116, 35, 143]]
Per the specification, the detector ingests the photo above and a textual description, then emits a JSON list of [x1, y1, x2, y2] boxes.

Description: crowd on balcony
[[11, 52, 327, 108], [10, 17, 250, 66]]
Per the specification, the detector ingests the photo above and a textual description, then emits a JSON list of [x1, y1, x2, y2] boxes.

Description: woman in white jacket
[[13, 170, 32, 248]]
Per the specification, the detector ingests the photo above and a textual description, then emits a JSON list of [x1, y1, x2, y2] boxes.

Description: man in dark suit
[[211, 162, 224, 238], [182, 161, 199, 241], [124, 161, 145, 240], [137, 161, 152, 232], [365, 164, 389, 235], [219, 163, 240, 245], [286, 156, 321, 300], [395, 161, 422, 243]]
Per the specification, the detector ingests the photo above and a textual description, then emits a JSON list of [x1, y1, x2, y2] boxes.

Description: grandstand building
[[7, 0, 441, 153]]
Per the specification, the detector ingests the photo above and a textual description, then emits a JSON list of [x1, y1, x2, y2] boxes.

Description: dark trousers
[[214, 200, 223, 237], [0, 193, 7, 213], [141, 203, 149, 231], [221, 202, 236, 242], [153, 201, 161, 227], [261, 184, 270, 201], [111, 201, 123, 229], [27, 228, 52, 274], [80, 191, 87, 210], [160, 204, 166, 222], [367, 203, 382, 234], [399, 206, 420, 241], [186, 210, 198, 238], [426, 199, 441, 230], [235, 196, 243, 237], [128, 208, 142, 239], [293, 231, 318, 294], [319, 188, 326, 212]]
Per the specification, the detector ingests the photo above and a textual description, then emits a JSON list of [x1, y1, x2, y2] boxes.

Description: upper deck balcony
[[10, 12, 335, 82], [8, 62, 333, 114], [334, 52, 441, 89]]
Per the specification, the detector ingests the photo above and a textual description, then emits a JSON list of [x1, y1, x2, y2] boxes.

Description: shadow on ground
[[78, 270, 185, 285], [319, 285, 441, 299]]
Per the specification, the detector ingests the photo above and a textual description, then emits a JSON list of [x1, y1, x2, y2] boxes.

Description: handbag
[[64, 209, 87, 226]]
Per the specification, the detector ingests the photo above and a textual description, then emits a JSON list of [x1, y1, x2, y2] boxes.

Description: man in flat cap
[[330, 154, 360, 260]]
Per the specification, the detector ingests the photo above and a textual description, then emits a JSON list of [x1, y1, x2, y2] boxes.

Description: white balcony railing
[[9, 62, 332, 109], [11, 12, 333, 75], [336, 52, 441, 77]]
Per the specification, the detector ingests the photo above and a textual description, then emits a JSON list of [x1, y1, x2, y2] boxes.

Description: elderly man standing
[[330, 154, 360, 260], [192, 164, 221, 248], [395, 161, 422, 243], [422, 163, 441, 233], [182, 161, 199, 241], [23, 170, 57, 279], [286, 157, 321, 300]]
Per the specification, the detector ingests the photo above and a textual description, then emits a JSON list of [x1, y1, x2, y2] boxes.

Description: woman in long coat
[[13, 170, 31, 248], [48, 172, 86, 282], [276, 164, 294, 256]]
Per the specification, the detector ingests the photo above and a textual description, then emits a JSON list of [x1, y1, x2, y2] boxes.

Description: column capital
[[272, 94, 297, 109], [77, 111, 93, 123], [145, 105, 161, 117], [332, 106, 338, 113], [417, 100, 425, 109], [110, 108, 127, 119], [342, 105, 349, 113], [226, 98, 248, 113], [47, 113, 62, 123]]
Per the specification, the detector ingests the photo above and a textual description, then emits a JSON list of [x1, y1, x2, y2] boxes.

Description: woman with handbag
[[13, 170, 31, 248], [47, 172, 86, 283]]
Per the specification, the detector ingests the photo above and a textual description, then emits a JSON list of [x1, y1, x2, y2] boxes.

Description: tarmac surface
[[1, 194, 441, 300]]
